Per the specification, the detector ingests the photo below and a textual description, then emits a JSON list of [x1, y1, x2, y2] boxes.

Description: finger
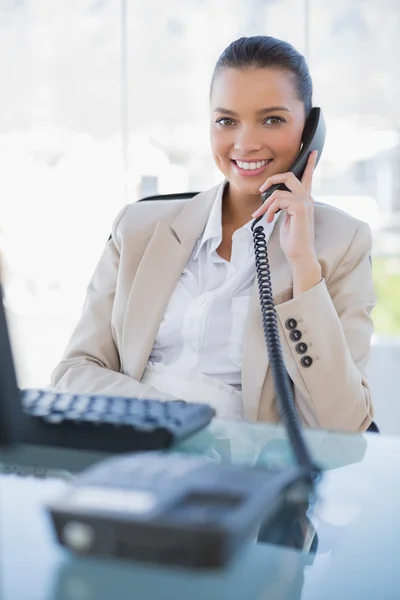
[[265, 198, 293, 223], [259, 170, 303, 194], [300, 150, 318, 194], [252, 191, 292, 218], [265, 195, 312, 223]]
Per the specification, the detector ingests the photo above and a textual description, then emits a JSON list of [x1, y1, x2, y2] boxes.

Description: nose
[[234, 125, 263, 155]]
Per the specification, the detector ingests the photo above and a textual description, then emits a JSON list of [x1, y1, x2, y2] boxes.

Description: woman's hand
[[252, 150, 322, 295]]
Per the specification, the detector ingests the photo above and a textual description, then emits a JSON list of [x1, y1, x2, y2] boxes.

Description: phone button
[[285, 318, 297, 331], [290, 330, 302, 342], [301, 356, 313, 368], [296, 342, 308, 354]]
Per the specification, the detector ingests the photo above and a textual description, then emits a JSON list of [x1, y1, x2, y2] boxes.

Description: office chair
[[139, 192, 200, 202], [119, 191, 380, 435]]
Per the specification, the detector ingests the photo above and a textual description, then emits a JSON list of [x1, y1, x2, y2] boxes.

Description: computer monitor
[[0, 285, 23, 447]]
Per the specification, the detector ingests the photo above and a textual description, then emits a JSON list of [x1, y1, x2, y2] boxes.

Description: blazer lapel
[[121, 186, 219, 379], [242, 213, 293, 420]]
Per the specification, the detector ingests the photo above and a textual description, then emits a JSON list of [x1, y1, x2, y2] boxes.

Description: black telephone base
[[47, 452, 314, 569]]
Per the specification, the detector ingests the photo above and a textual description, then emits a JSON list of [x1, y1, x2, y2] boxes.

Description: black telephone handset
[[252, 107, 326, 483], [261, 107, 326, 202]]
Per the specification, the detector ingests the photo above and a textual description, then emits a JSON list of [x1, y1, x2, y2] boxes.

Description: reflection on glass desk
[[1, 420, 400, 599], [0, 418, 371, 477]]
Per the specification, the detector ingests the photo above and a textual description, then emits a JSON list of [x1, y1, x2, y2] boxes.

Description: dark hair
[[211, 36, 313, 115]]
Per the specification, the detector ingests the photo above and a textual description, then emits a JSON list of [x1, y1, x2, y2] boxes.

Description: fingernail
[[252, 210, 259, 218]]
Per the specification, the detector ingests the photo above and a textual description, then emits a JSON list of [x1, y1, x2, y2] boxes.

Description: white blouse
[[148, 182, 277, 389]]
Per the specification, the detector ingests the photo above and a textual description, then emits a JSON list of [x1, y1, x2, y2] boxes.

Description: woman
[[51, 36, 376, 432]]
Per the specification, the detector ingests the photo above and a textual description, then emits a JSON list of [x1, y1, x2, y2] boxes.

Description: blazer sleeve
[[275, 221, 376, 432], [50, 207, 174, 401]]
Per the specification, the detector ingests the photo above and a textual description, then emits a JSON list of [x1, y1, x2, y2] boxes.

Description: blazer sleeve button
[[285, 318, 298, 330], [296, 342, 308, 354], [290, 330, 302, 342], [301, 356, 313, 368]]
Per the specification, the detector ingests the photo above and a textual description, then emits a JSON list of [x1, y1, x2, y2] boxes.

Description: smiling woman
[[51, 35, 376, 434], [209, 36, 310, 224]]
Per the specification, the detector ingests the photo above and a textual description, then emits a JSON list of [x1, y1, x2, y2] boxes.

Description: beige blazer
[[51, 183, 376, 432]]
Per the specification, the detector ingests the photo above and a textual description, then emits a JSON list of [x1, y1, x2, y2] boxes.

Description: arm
[[51, 207, 173, 400], [275, 222, 376, 432]]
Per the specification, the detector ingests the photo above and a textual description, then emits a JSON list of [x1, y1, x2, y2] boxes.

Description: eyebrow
[[213, 106, 291, 115]]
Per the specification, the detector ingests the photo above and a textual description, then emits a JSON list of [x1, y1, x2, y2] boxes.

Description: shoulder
[[110, 184, 221, 249], [111, 196, 189, 243], [110, 194, 195, 251], [314, 202, 373, 281], [314, 201, 372, 251]]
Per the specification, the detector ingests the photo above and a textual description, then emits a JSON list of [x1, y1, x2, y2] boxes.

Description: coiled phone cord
[[251, 215, 321, 484]]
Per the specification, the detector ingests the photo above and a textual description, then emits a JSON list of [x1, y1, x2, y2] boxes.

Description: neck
[[222, 183, 263, 228]]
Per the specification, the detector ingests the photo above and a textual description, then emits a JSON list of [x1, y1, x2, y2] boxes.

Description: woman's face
[[210, 67, 306, 199]]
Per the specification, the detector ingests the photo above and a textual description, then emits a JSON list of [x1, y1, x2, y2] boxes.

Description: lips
[[234, 159, 271, 170], [231, 158, 273, 177]]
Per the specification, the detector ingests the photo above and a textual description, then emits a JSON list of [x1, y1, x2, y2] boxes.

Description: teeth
[[236, 160, 268, 170]]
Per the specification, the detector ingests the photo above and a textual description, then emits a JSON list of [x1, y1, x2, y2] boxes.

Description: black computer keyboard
[[20, 389, 215, 453]]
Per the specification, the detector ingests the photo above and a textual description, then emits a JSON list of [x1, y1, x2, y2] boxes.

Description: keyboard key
[[64, 411, 82, 421], [145, 401, 165, 421], [21, 389, 42, 408], [73, 396, 92, 413], [29, 392, 56, 416], [52, 395, 75, 411], [124, 416, 144, 428], [43, 413, 64, 424], [30, 405, 52, 417], [79, 413, 103, 423], [109, 398, 128, 415], [91, 397, 109, 413], [129, 402, 145, 416], [100, 413, 123, 424]]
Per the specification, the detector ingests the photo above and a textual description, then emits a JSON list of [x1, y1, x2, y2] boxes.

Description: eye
[[215, 117, 236, 127], [263, 116, 285, 126]]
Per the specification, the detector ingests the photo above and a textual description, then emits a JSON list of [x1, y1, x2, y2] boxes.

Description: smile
[[231, 159, 273, 176]]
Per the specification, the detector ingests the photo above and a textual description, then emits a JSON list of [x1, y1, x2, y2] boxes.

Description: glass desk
[[0, 420, 399, 599]]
